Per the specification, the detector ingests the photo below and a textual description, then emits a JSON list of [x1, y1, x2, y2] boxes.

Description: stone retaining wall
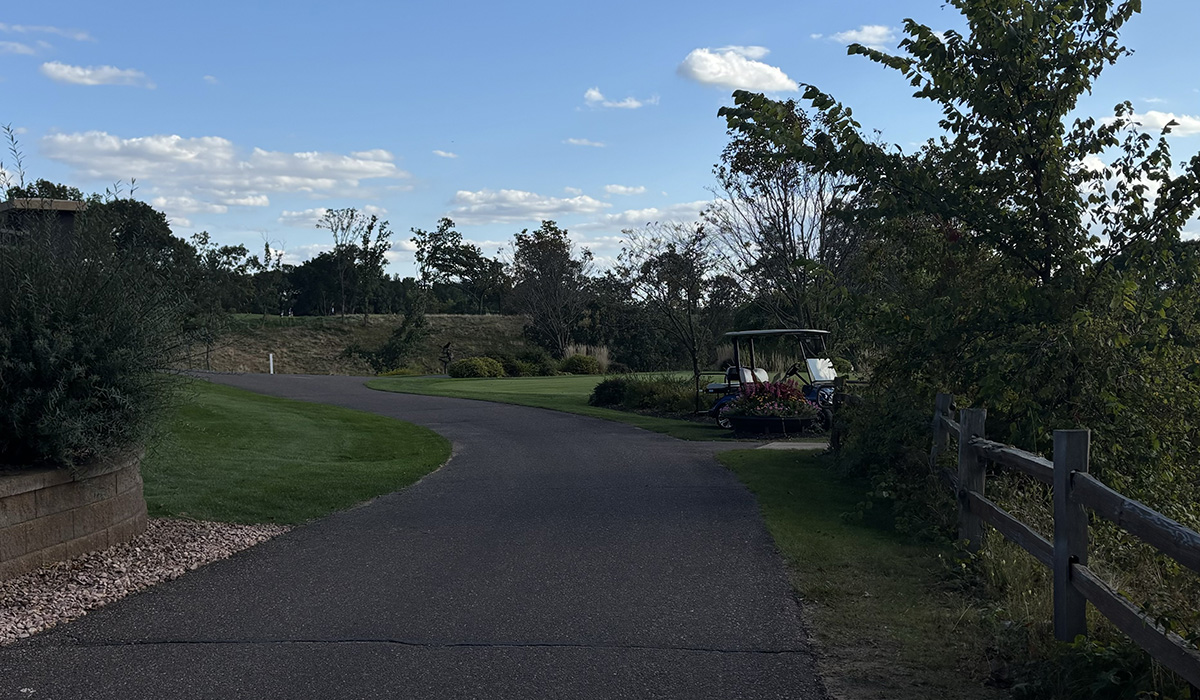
[[0, 451, 147, 580]]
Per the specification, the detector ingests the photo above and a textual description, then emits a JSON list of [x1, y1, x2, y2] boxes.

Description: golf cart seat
[[705, 366, 769, 392], [806, 358, 837, 385]]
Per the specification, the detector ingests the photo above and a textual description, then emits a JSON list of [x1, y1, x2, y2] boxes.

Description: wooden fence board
[[1071, 563, 1200, 688], [1073, 473, 1200, 576], [970, 438, 1054, 484], [965, 490, 1054, 568]]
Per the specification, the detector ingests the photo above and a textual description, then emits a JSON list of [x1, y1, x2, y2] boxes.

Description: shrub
[[0, 201, 186, 469], [622, 374, 695, 413], [588, 377, 630, 407], [587, 374, 696, 414], [516, 348, 558, 376], [564, 343, 610, 372], [606, 361, 633, 375], [446, 356, 505, 378], [561, 354, 601, 375], [486, 353, 536, 378]]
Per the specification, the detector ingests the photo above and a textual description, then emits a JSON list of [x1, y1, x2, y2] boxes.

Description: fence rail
[[931, 393, 1200, 688]]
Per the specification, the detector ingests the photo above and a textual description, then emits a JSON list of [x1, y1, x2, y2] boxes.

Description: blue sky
[[4, 1, 1199, 276]]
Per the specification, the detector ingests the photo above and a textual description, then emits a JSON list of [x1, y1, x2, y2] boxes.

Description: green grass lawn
[[719, 450, 1003, 700], [141, 381, 451, 524], [367, 374, 761, 441]]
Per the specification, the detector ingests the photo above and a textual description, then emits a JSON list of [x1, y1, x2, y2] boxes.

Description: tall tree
[[510, 220, 594, 357], [618, 222, 734, 407], [316, 208, 391, 322], [411, 217, 508, 313], [705, 101, 857, 331]]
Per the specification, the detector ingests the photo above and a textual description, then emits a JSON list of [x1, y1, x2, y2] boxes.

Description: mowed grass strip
[[142, 381, 451, 524], [367, 374, 734, 441], [719, 450, 1004, 700]]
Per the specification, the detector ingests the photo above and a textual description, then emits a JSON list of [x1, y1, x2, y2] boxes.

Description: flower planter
[[726, 414, 816, 435]]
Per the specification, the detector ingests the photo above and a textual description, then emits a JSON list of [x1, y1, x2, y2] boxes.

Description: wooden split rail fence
[[930, 393, 1200, 687]]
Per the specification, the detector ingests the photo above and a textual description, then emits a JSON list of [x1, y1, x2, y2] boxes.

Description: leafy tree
[[248, 238, 291, 318], [411, 217, 508, 313], [288, 251, 340, 316], [316, 208, 392, 321], [574, 273, 677, 371], [5, 178, 85, 202], [618, 222, 735, 406], [185, 232, 252, 369], [705, 100, 859, 332], [721, 0, 1200, 458], [510, 220, 594, 357]]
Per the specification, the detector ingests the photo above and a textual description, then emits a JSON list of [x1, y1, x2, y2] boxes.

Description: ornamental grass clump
[[721, 380, 819, 419]]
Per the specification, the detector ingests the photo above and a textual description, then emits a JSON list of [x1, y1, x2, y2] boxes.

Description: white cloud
[[279, 208, 327, 226], [350, 149, 393, 161], [677, 46, 797, 92], [563, 186, 583, 195], [281, 242, 331, 266], [713, 45, 770, 60], [565, 138, 605, 147], [43, 131, 408, 217], [447, 188, 611, 225], [223, 194, 271, 207], [809, 33, 823, 40], [433, 149, 458, 158], [1125, 111, 1200, 136], [604, 184, 646, 196], [583, 87, 657, 109], [830, 25, 897, 51], [151, 196, 228, 216], [584, 200, 713, 230], [278, 204, 388, 227], [203, 75, 219, 85], [40, 61, 154, 88], [1141, 97, 1166, 104], [0, 23, 92, 41], [0, 41, 34, 55]]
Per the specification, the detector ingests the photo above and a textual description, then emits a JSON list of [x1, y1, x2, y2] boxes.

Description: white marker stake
[[269, 353, 274, 375]]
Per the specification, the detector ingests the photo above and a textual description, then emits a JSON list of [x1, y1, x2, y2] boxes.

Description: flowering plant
[[720, 380, 820, 418]]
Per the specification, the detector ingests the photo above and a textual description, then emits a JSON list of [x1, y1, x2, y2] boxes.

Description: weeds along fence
[[930, 393, 1200, 687]]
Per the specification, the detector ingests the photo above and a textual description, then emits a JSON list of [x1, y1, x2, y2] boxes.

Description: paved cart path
[[1, 374, 827, 699]]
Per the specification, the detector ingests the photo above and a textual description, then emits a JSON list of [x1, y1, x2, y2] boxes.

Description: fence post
[[1053, 429, 1091, 642], [957, 408, 987, 553]]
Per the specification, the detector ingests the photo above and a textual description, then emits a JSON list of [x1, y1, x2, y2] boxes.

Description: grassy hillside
[[183, 313, 533, 375]]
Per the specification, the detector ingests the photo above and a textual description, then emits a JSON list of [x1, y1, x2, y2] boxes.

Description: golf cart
[[703, 329, 839, 432]]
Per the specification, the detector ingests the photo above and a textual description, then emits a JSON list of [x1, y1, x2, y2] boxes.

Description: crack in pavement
[[53, 636, 813, 656]]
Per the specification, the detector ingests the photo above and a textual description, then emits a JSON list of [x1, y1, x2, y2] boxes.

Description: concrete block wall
[[0, 451, 147, 581]]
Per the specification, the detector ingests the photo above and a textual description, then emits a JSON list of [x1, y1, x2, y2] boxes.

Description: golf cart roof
[[723, 328, 830, 338]]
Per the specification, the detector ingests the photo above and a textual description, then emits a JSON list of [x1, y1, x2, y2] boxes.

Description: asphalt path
[[1, 374, 827, 699]]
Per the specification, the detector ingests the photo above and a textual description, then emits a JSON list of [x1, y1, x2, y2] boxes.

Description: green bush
[[588, 377, 630, 407], [486, 353, 536, 378], [560, 354, 601, 375], [446, 356, 506, 378], [587, 374, 697, 414], [515, 348, 558, 376], [0, 202, 186, 469]]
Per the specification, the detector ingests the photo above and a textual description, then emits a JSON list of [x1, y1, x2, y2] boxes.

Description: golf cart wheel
[[717, 415, 732, 429], [818, 408, 834, 432]]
